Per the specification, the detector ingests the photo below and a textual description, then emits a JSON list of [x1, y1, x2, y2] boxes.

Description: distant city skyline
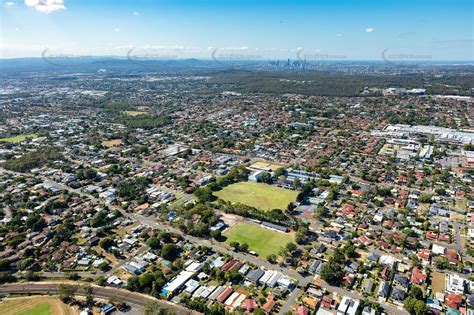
[[1, 0, 473, 60]]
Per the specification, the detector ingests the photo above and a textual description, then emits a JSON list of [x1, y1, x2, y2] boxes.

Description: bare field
[[124, 111, 147, 116], [101, 139, 123, 147]]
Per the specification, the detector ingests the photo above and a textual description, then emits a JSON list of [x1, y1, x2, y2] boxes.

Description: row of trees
[[3, 147, 63, 172], [193, 165, 250, 202]]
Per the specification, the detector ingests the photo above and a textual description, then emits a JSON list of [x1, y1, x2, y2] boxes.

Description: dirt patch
[[430, 271, 445, 296], [101, 139, 123, 147], [124, 111, 147, 116], [114, 268, 133, 280], [220, 213, 245, 228], [93, 246, 118, 265]]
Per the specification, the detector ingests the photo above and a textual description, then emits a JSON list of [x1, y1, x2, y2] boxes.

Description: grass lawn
[[0, 134, 38, 143], [223, 222, 294, 257], [17, 303, 51, 315], [430, 271, 445, 296], [0, 297, 75, 315], [214, 182, 298, 211]]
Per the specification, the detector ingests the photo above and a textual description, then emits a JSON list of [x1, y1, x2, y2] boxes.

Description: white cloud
[[365, 27, 374, 33], [133, 11, 139, 16], [4, 1, 15, 7], [25, 0, 65, 13], [114, 28, 120, 32]]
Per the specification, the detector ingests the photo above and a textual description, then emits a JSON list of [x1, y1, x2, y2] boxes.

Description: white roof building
[[162, 270, 195, 296], [432, 244, 446, 255], [259, 270, 275, 285], [446, 274, 466, 295]]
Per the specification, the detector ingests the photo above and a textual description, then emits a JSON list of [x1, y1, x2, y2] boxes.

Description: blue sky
[[1, 0, 473, 60]]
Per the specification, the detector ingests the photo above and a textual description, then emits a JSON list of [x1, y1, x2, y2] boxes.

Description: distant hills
[[0, 57, 228, 73], [1, 56, 472, 74]]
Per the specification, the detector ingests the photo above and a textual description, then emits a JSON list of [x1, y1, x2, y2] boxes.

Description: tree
[[413, 300, 428, 315], [68, 273, 80, 281], [240, 242, 249, 252], [210, 230, 221, 240], [17, 258, 35, 271], [99, 238, 114, 250], [146, 237, 161, 250], [25, 213, 46, 231], [83, 285, 94, 306], [343, 243, 357, 258], [418, 194, 432, 203], [408, 286, 424, 300], [260, 172, 272, 184], [96, 276, 106, 286], [24, 271, 41, 281], [0, 259, 11, 272], [286, 202, 296, 213], [98, 261, 110, 272], [286, 242, 297, 253], [127, 276, 140, 291], [314, 205, 326, 219], [296, 225, 309, 244], [0, 272, 16, 284], [161, 244, 179, 261], [331, 248, 346, 264], [229, 241, 240, 251], [267, 254, 277, 263], [320, 263, 343, 285], [193, 187, 214, 202], [3, 147, 62, 172], [58, 284, 77, 303], [273, 167, 286, 178], [404, 296, 428, 315]]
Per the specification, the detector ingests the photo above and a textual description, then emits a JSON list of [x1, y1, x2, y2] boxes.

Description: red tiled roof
[[242, 299, 256, 311], [426, 231, 437, 240], [445, 293, 463, 310], [446, 251, 460, 264], [411, 267, 427, 285], [263, 299, 276, 313], [217, 287, 233, 303], [438, 234, 450, 242], [296, 305, 310, 315], [417, 249, 431, 260]]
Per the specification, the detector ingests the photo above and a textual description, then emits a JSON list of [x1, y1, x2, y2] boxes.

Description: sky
[[1, 0, 473, 61]]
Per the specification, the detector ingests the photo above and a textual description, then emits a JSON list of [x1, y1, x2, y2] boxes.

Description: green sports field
[[214, 182, 298, 211], [223, 222, 294, 257], [0, 134, 38, 143], [17, 303, 51, 315]]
